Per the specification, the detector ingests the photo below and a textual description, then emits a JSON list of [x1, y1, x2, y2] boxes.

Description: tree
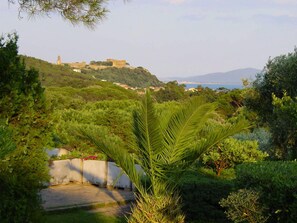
[[246, 49, 297, 159], [154, 81, 187, 102], [0, 33, 51, 150], [202, 137, 268, 176], [271, 93, 297, 159], [0, 33, 50, 222], [81, 91, 249, 222], [8, 0, 109, 28], [189, 85, 218, 102]]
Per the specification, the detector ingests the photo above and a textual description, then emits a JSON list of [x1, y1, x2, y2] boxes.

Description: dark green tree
[[155, 81, 187, 102], [0, 33, 50, 222], [189, 85, 218, 102], [246, 49, 297, 159]]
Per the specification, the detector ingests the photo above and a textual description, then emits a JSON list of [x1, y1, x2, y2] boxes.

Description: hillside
[[22, 56, 140, 102], [23, 56, 100, 88], [167, 68, 261, 84], [83, 66, 163, 88]]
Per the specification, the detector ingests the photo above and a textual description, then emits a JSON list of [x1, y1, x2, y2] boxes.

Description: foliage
[[202, 137, 268, 176], [84, 66, 163, 88], [51, 150, 107, 161], [52, 100, 139, 152], [80, 91, 249, 222], [154, 81, 187, 102], [8, 0, 108, 28], [0, 33, 51, 154], [0, 123, 47, 223], [46, 86, 139, 109], [0, 123, 16, 159], [129, 194, 185, 223], [246, 49, 297, 159], [0, 33, 49, 222], [270, 93, 297, 159], [234, 128, 272, 154], [90, 60, 113, 66], [178, 169, 234, 223], [220, 189, 268, 223], [216, 89, 245, 118], [236, 161, 297, 222], [189, 85, 219, 102]]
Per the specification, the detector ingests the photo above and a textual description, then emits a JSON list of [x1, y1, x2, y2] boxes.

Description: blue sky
[[1, 0, 297, 79]]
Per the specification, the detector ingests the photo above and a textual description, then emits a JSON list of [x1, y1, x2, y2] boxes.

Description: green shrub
[[236, 161, 297, 222], [0, 33, 49, 222], [202, 138, 268, 176], [0, 124, 46, 223], [220, 189, 268, 223], [178, 170, 234, 222]]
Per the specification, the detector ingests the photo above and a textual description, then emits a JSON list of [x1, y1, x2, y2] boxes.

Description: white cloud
[[272, 0, 297, 5], [165, 0, 187, 5]]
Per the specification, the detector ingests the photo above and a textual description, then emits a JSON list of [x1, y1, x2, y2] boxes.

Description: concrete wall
[[49, 160, 138, 190], [107, 162, 131, 190], [49, 160, 71, 185], [83, 160, 107, 187]]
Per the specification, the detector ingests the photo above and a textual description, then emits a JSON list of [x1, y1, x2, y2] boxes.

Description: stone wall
[[107, 59, 127, 68]]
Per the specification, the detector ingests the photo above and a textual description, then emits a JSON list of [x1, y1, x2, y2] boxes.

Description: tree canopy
[[8, 0, 109, 28], [246, 49, 297, 159], [0, 33, 50, 222]]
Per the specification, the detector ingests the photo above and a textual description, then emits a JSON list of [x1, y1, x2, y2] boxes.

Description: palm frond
[[78, 126, 146, 197], [186, 119, 251, 165], [163, 119, 250, 189], [133, 90, 165, 188], [163, 97, 216, 164]]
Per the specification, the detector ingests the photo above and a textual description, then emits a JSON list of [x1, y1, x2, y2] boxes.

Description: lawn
[[44, 210, 127, 223]]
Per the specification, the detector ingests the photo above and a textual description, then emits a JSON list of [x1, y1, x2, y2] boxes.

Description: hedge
[[236, 161, 297, 223]]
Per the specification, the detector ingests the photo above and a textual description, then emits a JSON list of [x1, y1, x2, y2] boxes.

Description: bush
[[178, 170, 234, 222], [202, 138, 268, 176], [220, 189, 268, 223], [0, 124, 46, 223], [235, 161, 297, 222]]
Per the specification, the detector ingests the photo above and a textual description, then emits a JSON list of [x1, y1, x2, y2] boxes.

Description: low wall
[[49, 159, 134, 190]]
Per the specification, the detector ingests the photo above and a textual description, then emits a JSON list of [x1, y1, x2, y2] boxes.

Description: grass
[[44, 210, 127, 223]]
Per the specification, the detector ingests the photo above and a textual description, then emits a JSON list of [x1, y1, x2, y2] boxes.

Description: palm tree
[[81, 91, 249, 222]]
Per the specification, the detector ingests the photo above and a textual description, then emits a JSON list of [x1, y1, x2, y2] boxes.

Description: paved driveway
[[41, 184, 135, 211]]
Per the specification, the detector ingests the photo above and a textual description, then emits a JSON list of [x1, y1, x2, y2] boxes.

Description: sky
[[1, 0, 297, 79]]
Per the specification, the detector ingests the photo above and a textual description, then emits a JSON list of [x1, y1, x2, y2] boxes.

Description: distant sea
[[185, 83, 242, 90]]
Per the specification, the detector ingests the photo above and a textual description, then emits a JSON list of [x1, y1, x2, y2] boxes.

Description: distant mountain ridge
[[166, 68, 261, 84]]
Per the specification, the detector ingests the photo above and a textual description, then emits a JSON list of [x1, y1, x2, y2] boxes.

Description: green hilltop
[[22, 56, 163, 88], [22, 56, 141, 102], [83, 66, 163, 88]]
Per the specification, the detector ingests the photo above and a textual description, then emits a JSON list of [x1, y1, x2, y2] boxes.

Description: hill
[[167, 68, 261, 84], [83, 66, 163, 88], [22, 56, 140, 102], [24, 56, 163, 89], [23, 56, 101, 88]]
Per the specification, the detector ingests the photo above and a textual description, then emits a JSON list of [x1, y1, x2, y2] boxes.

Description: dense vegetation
[[246, 49, 297, 159], [83, 66, 163, 88], [3, 33, 297, 223], [0, 33, 49, 222]]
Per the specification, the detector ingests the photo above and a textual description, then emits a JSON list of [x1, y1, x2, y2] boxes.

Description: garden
[[1, 34, 297, 223]]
